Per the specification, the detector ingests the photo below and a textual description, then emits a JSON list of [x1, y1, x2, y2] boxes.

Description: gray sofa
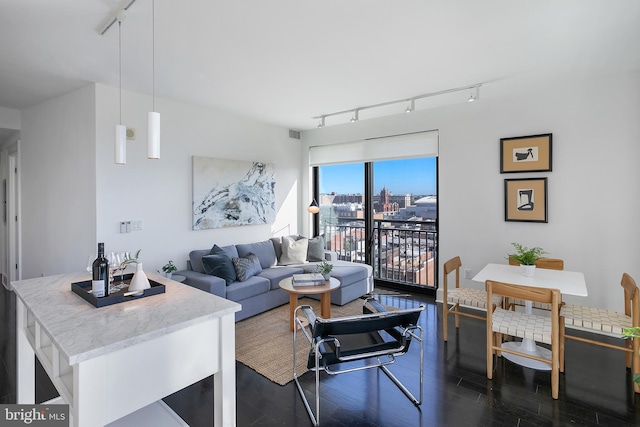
[[175, 236, 373, 321]]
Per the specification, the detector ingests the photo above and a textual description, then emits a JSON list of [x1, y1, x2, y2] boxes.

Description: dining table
[[472, 263, 587, 370]]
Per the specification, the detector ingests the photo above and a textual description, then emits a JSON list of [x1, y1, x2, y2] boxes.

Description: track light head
[[350, 110, 359, 122], [317, 117, 325, 128], [405, 98, 415, 113], [468, 85, 480, 102]]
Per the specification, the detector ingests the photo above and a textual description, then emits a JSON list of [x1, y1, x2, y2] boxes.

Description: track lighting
[[313, 83, 482, 127]]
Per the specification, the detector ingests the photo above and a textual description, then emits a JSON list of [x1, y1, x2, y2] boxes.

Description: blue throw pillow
[[232, 253, 262, 281], [202, 245, 236, 285]]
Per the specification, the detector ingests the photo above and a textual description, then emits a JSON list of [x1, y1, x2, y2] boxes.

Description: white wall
[[20, 85, 97, 278], [94, 84, 302, 273], [302, 72, 640, 311], [0, 106, 21, 131]]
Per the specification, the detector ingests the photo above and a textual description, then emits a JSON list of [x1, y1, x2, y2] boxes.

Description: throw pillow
[[279, 236, 309, 265], [202, 245, 236, 285], [307, 236, 325, 262], [232, 253, 262, 281]]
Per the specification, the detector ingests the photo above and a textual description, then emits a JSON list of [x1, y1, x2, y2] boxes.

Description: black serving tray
[[71, 273, 166, 308]]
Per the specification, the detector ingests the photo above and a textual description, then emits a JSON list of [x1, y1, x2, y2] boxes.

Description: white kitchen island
[[13, 271, 241, 427]]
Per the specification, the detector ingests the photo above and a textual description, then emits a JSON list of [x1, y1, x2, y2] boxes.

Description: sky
[[319, 157, 437, 195]]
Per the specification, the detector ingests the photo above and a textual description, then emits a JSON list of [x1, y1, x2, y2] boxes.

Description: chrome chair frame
[[293, 297, 424, 426]]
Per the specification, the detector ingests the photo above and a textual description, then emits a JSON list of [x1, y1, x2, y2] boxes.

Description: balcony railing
[[322, 218, 437, 289]]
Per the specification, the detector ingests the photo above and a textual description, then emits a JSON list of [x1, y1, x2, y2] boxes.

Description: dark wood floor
[[2, 285, 640, 426]]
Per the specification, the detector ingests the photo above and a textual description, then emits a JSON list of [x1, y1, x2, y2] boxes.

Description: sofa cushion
[[270, 237, 283, 261], [307, 236, 325, 262], [189, 249, 210, 274], [232, 253, 263, 281], [226, 275, 270, 301], [236, 240, 277, 269], [201, 245, 236, 285], [279, 236, 308, 265], [258, 266, 305, 290]]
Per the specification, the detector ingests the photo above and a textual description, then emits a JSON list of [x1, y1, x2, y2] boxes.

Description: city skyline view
[[319, 157, 437, 196]]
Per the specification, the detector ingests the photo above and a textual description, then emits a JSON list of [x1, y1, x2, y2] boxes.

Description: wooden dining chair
[[486, 280, 562, 399], [560, 273, 640, 393], [508, 258, 565, 311], [442, 256, 502, 342]]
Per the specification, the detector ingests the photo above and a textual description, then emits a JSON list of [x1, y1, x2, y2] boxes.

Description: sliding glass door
[[315, 155, 438, 292]]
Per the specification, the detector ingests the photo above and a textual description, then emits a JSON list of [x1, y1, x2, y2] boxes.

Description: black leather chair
[[293, 296, 424, 426]]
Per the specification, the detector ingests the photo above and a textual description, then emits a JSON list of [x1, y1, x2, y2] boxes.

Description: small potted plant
[[507, 242, 546, 277], [162, 260, 178, 279], [316, 259, 333, 281]]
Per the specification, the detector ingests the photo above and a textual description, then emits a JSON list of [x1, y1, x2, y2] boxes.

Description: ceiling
[[1, 0, 639, 131]]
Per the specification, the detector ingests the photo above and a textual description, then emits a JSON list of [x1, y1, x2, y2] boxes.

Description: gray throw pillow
[[279, 236, 308, 265], [232, 253, 262, 281], [307, 236, 325, 262]]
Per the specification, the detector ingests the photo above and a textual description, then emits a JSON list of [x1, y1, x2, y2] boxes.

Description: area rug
[[235, 297, 368, 386]]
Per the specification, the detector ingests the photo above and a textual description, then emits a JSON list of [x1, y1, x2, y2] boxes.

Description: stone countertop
[[12, 271, 241, 365]]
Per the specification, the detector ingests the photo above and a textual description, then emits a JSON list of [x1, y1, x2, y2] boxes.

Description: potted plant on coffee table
[[316, 260, 333, 281], [507, 242, 546, 277]]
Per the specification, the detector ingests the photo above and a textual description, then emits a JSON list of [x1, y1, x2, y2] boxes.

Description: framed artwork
[[192, 156, 276, 230], [504, 177, 548, 223], [500, 133, 552, 173]]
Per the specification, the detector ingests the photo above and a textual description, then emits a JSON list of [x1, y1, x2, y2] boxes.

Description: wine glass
[[118, 251, 130, 287], [86, 254, 96, 273], [108, 252, 122, 293]]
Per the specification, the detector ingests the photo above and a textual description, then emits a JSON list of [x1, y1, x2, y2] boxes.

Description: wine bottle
[[92, 242, 109, 298]]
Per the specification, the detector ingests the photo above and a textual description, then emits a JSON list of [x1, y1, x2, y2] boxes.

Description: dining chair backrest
[[508, 257, 564, 270], [487, 280, 561, 312], [622, 272, 639, 320], [536, 258, 564, 270], [443, 256, 462, 289]]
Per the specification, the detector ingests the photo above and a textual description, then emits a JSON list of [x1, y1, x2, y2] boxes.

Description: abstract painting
[[504, 178, 548, 223], [500, 133, 552, 173], [192, 156, 275, 230]]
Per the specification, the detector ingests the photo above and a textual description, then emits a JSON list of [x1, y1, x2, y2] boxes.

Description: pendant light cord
[[152, 0, 155, 112], [118, 19, 122, 126]]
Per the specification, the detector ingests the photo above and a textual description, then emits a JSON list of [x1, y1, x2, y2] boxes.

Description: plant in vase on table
[[161, 260, 177, 279], [507, 242, 546, 277], [316, 260, 333, 281]]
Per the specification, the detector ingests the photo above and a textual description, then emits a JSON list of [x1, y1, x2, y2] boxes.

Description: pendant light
[[307, 199, 320, 214], [147, 0, 160, 159], [115, 9, 127, 165]]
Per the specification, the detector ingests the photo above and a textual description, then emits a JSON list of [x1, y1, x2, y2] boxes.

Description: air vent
[[289, 130, 300, 139]]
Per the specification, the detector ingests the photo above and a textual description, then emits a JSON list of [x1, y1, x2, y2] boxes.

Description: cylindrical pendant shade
[[115, 124, 126, 164], [148, 111, 160, 159]]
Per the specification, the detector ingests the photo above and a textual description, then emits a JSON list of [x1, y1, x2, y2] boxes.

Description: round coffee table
[[278, 277, 341, 331]]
